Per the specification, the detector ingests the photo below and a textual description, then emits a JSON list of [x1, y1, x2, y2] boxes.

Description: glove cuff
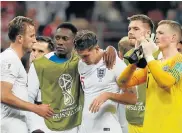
[[146, 55, 154, 63]]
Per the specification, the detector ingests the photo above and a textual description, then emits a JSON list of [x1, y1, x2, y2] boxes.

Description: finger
[[91, 100, 99, 113], [92, 103, 98, 113], [89, 101, 94, 111], [47, 112, 53, 117], [48, 110, 54, 116], [109, 54, 114, 69], [106, 53, 110, 69], [96, 102, 103, 112], [103, 51, 105, 62], [49, 107, 54, 113], [89, 99, 97, 111]]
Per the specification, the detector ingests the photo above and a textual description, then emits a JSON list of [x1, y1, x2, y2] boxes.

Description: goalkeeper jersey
[[118, 53, 182, 133], [143, 53, 182, 133]]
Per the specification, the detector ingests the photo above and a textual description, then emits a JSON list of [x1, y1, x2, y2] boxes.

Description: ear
[[95, 45, 100, 51], [170, 33, 178, 43], [146, 30, 151, 38], [16, 35, 23, 44], [118, 51, 123, 59]]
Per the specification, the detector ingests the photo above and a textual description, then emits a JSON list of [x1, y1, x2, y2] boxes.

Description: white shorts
[[1, 117, 28, 133], [39, 126, 79, 133], [79, 100, 123, 133]]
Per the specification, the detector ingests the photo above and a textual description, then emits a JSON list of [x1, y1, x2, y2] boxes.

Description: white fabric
[[78, 52, 127, 133], [27, 53, 78, 133], [0, 48, 28, 133]]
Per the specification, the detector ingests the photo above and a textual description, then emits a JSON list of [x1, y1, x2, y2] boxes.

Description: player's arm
[[89, 87, 137, 113], [0, 60, 54, 119], [117, 64, 147, 88], [1, 81, 53, 119], [147, 59, 182, 91], [141, 38, 182, 91]]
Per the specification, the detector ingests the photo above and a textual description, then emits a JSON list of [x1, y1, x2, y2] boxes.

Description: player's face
[[54, 28, 74, 56], [31, 41, 50, 59], [77, 47, 98, 65], [128, 20, 150, 46], [177, 42, 182, 53], [23, 25, 36, 51], [156, 24, 173, 50]]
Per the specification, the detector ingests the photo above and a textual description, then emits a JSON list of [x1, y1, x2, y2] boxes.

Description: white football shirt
[[1, 48, 29, 133], [78, 51, 127, 133], [1, 48, 28, 119]]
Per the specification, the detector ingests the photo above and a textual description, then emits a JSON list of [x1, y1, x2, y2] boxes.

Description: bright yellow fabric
[[117, 64, 147, 88], [128, 123, 143, 133], [143, 53, 182, 133], [118, 53, 182, 133]]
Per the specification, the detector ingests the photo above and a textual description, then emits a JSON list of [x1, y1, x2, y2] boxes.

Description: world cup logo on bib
[[58, 74, 75, 106], [97, 68, 106, 82]]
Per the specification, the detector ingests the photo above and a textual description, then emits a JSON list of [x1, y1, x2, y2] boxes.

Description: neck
[[10, 43, 25, 59], [161, 43, 179, 61], [55, 52, 72, 59], [94, 49, 103, 64]]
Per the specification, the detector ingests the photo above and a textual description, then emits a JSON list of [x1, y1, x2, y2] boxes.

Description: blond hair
[[118, 36, 134, 55], [158, 20, 182, 42], [8, 16, 34, 42]]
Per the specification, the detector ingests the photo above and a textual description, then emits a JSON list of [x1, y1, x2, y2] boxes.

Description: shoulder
[[0, 49, 21, 68], [78, 60, 85, 72], [1, 49, 18, 61], [171, 53, 182, 71], [115, 56, 127, 68], [44, 52, 54, 59]]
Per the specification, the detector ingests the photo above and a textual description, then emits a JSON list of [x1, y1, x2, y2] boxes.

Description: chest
[[80, 65, 116, 90]]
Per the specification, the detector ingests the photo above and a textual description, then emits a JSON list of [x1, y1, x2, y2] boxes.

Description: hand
[[141, 38, 158, 62], [89, 92, 110, 113], [103, 46, 116, 69], [34, 104, 54, 119]]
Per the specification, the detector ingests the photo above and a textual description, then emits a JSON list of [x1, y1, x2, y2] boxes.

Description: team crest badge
[[97, 68, 106, 82], [163, 65, 169, 71]]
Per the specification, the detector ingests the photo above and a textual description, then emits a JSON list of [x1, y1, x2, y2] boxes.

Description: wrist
[[32, 104, 39, 114], [145, 55, 154, 63], [106, 92, 112, 100]]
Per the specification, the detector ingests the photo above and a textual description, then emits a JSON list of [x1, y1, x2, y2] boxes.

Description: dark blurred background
[[1, 1, 182, 52]]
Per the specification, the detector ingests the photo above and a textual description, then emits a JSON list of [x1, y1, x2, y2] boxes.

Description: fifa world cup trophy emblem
[[58, 74, 75, 106]]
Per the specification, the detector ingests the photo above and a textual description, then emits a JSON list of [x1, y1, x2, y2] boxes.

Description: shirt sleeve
[[27, 63, 43, 132], [117, 64, 147, 88], [28, 63, 40, 103], [147, 54, 182, 88], [0, 59, 19, 84], [113, 56, 127, 79]]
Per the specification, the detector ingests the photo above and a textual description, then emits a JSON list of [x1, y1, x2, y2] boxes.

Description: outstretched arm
[[147, 60, 181, 91], [117, 64, 147, 88], [89, 87, 137, 113], [141, 37, 182, 91]]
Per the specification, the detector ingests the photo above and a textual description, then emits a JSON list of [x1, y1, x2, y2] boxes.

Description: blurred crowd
[[1, 1, 182, 51]]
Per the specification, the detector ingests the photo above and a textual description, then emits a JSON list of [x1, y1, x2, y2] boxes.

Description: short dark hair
[[74, 30, 98, 50], [36, 36, 55, 52], [57, 22, 78, 35], [8, 16, 34, 42], [128, 14, 154, 33]]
